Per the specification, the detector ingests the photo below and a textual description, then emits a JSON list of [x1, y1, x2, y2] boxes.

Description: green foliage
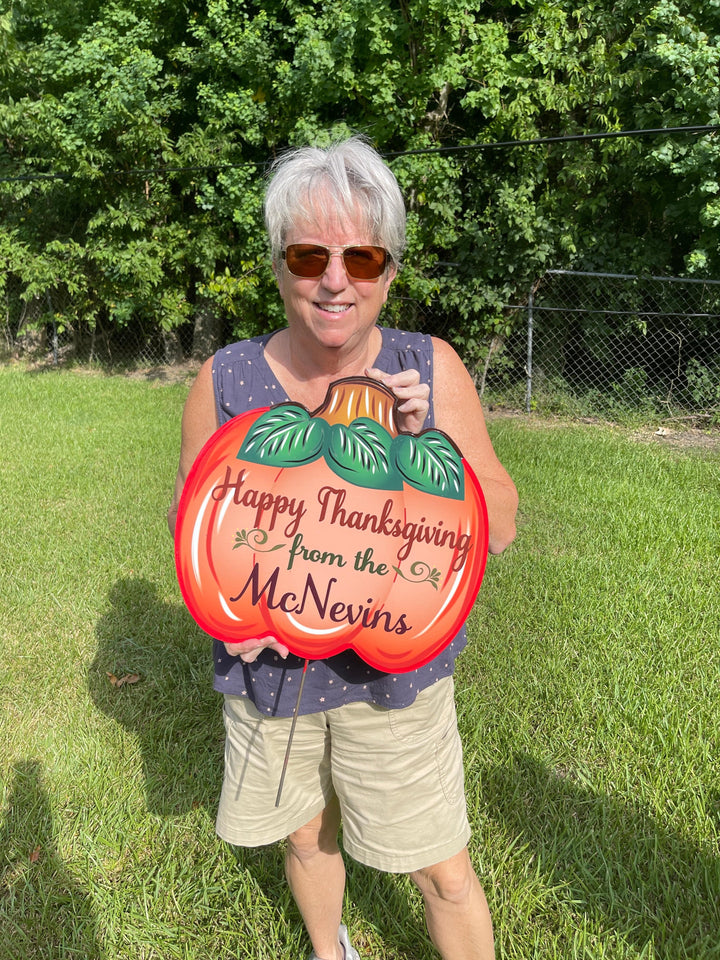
[[685, 357, 720, 408], [1, 0, 719, 356]]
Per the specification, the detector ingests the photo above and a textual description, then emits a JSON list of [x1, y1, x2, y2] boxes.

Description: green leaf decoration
[[325, 418, 402, 489], [238, 405, 327, 467], [392, 432, 465, 500], [233, 529, 286, 552], [392, 562, 442, 590], [236, 407, 465, 499]]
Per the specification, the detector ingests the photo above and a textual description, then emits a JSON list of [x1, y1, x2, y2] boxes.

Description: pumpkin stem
[[312, 377, 399, 436]]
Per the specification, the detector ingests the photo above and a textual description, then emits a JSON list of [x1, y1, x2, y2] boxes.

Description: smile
[[317, 303, 352, 314]]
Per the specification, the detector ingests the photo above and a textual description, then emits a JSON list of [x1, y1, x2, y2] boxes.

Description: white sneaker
[[339, 925, 360, 960], [308, 924, 360, 960]]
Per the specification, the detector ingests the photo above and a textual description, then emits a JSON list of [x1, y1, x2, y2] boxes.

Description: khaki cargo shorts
[[216, 675, 470, 873]]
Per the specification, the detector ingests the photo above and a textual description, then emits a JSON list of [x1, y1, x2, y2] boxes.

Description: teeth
[[319, 303, 350, 313]]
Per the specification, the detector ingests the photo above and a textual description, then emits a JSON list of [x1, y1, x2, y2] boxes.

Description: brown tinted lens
[[342, 246, 388, 279], [284, 244, 329, 277]]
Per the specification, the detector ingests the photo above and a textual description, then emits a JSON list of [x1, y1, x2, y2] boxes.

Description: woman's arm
[[431, 338, 518, 554], [167, 357, 219, 537]]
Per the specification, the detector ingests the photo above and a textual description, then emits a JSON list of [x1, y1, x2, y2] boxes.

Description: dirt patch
[[21, 356, 203, 385], [485, 406, 720, 455], [122, 362, 202, 385], [629, 423, 720, 453]]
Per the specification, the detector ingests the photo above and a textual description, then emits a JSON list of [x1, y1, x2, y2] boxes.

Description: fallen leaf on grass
[[29, 845, 41, 863], [106, 672, 141, 688]]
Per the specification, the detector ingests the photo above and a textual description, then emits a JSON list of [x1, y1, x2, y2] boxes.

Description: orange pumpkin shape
[[175, 378, 488, 672]]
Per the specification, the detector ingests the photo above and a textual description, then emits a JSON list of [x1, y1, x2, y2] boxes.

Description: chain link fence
[[481, 271, 720, 421], [3, 270, 720, 422], [1, 279, 193, 367]]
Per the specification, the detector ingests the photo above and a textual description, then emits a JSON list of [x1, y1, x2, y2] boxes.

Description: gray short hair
[[264, 136, 406, 267]]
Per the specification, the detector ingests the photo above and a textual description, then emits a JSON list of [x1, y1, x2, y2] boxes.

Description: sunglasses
[[281, 243, 390, 280]]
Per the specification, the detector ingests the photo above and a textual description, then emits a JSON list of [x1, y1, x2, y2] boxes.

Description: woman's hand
[[365, 367, 430, 435], [223, 636, 290, 663]]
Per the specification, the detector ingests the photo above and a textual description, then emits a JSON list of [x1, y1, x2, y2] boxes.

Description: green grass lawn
[[1, 364, 718, 960]]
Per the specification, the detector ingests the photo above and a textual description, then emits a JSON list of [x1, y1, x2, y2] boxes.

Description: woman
[[168, 136, 518, 960]]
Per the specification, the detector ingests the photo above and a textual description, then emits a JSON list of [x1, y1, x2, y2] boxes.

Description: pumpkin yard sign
[[175, 378, 489, 673]]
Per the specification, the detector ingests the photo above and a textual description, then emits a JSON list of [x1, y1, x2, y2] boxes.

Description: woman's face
[[275, 208, 397, 356]]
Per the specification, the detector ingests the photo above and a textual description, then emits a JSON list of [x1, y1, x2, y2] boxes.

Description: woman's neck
[[265, 327, 382, 409]]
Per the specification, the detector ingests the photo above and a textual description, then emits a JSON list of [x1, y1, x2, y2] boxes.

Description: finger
[[239, 642, 289, 663], [223, 642, 258, 659], [266, 640, 290, 659], [394, 385, 430, 405], [365, 369, 429, 406], [225, 637, 290, 662], [396, 408, 429, 435], [396, 391, 430, 422], [365, 369, 429, 434], [239, 648, 262, 663], [223, 635, 273, 656], [365, 367, 421, 390], [396, 397, 430, 416]]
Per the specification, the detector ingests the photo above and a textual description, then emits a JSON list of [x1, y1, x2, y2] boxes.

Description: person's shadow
[[475, 752, 720, 956], [0, 760, 103, 958], [88, 576, 434, 958], [88, 576, 224, 816]]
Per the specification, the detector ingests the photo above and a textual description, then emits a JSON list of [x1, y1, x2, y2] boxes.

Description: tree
[[1, 0, 718, 361]]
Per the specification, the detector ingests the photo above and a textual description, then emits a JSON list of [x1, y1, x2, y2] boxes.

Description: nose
[[320, 251, 350, 288]]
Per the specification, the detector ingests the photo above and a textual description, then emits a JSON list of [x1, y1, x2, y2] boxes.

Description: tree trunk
[[191, 296, 224, 361], [162, 328, 184, 364], [16, 325, 47, 358], [16, 297, 47, 358]]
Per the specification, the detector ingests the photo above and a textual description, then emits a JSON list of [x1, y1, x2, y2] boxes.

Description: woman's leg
[[286, 797, 346, 960], [410, 847, 495, 960]]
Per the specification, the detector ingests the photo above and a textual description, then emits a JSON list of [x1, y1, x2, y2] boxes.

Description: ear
[[381, 262, 398, 300], [273, 259, 285, 295]]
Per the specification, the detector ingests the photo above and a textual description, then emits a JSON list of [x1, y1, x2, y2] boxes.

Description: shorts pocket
[[387, 676, 455, 744], [387, 678, 464, 805], [434, 713, 465, 805]]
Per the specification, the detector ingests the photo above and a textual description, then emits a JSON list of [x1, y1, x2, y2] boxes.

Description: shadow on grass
[[482, 752, 720, 957], [0, 760, 102, 960], [88, 576, 430, 959], [89, 576, 223, 817]]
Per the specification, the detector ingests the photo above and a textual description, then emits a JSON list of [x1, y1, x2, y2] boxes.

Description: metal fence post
[[525, 283, 534, 413], [47, 291, 58, 366]]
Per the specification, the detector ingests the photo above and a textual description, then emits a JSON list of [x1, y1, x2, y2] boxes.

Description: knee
[[287, 802, 341, 862], [410, 850, 477, 905], [287, 823, 327, 862]]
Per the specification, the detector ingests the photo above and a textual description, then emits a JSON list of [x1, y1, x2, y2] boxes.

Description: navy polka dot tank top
[[210, 326, 467, 717]]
